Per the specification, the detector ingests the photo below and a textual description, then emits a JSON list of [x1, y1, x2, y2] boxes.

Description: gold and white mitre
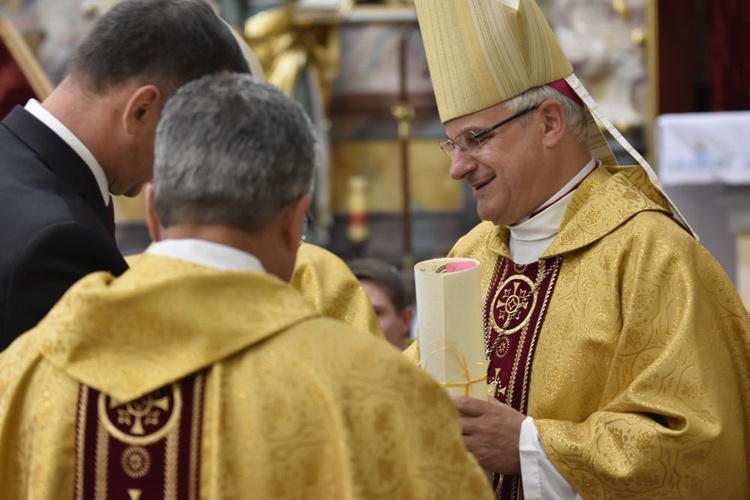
[[414, 0, 695, 237]]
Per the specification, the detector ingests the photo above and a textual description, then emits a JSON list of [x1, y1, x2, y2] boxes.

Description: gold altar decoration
[[330, 140, 457, 213], [244, 1, 354, 106], [391, 103, 415, 141]]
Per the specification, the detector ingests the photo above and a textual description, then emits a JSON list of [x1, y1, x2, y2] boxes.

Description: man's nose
[[448, 149, 475, 180]]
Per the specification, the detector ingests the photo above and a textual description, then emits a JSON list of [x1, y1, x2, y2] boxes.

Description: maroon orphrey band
[[484, 255, 563, 500], [74, 372, 206, 500]]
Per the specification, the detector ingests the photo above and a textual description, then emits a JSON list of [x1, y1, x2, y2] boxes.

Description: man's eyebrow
[[445, 124, 481, 141]]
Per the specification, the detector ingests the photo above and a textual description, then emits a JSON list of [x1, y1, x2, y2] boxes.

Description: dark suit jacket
[[0, 106, 127, 350]]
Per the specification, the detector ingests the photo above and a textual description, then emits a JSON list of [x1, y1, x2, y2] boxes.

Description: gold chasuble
[[292, 242, 382, 338], [0, 255, 493, 499], [447, 165, 750, 498], [127, 242, 383, 339]]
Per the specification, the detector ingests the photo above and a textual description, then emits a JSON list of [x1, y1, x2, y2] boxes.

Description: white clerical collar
[[509, 158, 598, 264], [24, 99, 110, 206], [146, 239, 266, 272]]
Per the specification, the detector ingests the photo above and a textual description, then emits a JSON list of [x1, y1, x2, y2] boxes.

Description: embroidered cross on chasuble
[[484, 256, 562, 500], [73, 372, 206, 500]]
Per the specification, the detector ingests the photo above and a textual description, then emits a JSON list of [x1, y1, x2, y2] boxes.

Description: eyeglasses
[[439, 106, 539, 159]]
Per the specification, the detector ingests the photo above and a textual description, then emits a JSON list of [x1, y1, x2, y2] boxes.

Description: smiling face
[[444, 102, 550, 226]]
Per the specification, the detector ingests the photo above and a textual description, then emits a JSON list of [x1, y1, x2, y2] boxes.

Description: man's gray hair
[[153, 72, 316, 233], [504, 85, 589, 145]]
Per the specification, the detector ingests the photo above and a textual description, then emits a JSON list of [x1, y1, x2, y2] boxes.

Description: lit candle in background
[[346, 175, 369, 245]]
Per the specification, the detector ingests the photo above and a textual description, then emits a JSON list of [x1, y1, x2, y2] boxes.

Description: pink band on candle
[[444, 261, 478, 273]]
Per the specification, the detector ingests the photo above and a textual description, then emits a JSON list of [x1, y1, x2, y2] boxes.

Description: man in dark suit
[[0, 0, 250, 349]]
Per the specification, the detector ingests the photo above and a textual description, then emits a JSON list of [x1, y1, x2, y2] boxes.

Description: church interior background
[[1, 0, 749, 308]]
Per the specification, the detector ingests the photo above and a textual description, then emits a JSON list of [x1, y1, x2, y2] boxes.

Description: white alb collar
[[511, 158, 598, 241], [508, 159, 598, 264], [146, 239, 265, 272]]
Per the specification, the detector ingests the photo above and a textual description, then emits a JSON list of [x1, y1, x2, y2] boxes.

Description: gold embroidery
[[95, 418, 109, 499], [517, 261, 559, 413], [485, 258, 559, 358], [98, 384, 182, 446], [75, 386, 88, 500], [165, 420, 179, 500], [121, 446, 151, 479], [116, 395, 170, 435], [483, 257, 502, 361], [487, 367, 508, 399], [189, 375, 205, 500], [493, 278, 535, 333]]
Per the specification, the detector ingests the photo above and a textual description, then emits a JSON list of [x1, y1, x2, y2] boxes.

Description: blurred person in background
[[349, 257, 413, 349]]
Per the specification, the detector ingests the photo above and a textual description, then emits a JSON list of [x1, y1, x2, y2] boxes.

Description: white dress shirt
[[24, 98, 111, 206]]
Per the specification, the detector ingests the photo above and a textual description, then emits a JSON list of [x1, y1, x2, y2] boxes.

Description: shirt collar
[[24, 99, 110, 206], [146, 239, 266, 272]]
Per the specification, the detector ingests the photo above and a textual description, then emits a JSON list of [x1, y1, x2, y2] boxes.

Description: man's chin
[[477, 209, 512, 227], [123, 184, 147, 198], [476, 205, 497, 225]]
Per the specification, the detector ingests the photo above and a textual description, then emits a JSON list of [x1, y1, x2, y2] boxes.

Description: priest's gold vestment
[[292, 242, 382, 338], [127, 242, 383, 338], [449, 166, 750, 498], [0, 254, 492, 499]]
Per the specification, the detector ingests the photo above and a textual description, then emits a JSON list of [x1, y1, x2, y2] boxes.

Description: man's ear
[[537, 98, 566, 148], [122, 84, 162, 136], [400, 305, 414, 336], [144, 182, 161, 242], [280, 192, 312, 252]]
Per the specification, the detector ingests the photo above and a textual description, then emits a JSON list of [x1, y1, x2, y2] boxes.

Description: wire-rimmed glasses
[[439, 105, 539, 159]]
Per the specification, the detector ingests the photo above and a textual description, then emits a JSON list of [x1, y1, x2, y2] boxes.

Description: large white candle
[[414, 258, 487, 399]]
